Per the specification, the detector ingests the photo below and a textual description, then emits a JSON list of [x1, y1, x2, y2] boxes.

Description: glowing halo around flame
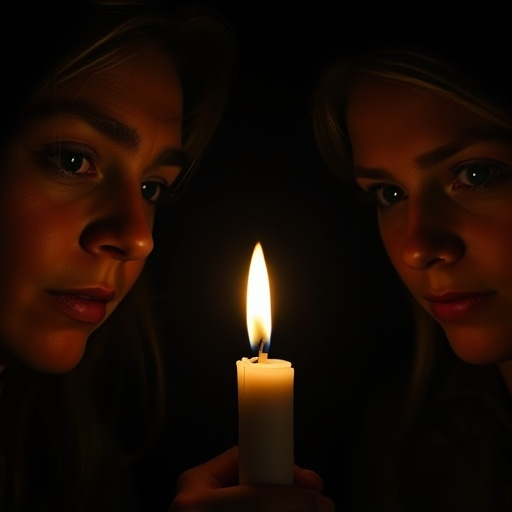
[[246, 242, 272, 352]]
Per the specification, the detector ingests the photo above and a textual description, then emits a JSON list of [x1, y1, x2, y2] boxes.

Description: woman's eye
[[453, 161, 509, 189], [367, 183, 406, 207], [141, 181, 164, 203], [41, 147, 96, 177]]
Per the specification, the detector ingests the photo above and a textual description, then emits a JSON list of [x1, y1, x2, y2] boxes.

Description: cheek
[[378, 228, 402, 270], [2, 193, 79, 270], [475, 223, 512, 284], [129, 260, 146, 284]]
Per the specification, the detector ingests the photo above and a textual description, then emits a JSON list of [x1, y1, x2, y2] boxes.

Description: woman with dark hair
[[313, 35, 512, 511], [0, 2, 333, 511]]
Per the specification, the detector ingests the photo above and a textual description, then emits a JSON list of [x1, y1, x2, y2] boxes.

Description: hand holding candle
[[236, 242, 294, 485]]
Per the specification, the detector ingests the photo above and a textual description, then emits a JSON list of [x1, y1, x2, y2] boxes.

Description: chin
[[19, 330, 88, 374], [447, 328, 512, 365]]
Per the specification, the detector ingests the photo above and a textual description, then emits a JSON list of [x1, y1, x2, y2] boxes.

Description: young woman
[[0, 2, 334, 511], [312, 37, 512, 511]]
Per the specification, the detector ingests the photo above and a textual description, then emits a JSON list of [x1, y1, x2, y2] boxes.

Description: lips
[[47, 288, 116, 324], [425, 291, 495, 321]]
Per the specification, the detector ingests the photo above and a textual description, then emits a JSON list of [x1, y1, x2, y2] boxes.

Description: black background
[[144, 2, 410, 509]]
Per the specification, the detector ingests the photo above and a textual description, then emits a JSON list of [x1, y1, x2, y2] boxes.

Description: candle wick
[[257, 339, 268, 363]]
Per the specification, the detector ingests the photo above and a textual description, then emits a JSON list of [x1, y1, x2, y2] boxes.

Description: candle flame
[[246, 242, 271, 351]]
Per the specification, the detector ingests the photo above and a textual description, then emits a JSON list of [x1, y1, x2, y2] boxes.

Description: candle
[[236, 242, 294, 485]]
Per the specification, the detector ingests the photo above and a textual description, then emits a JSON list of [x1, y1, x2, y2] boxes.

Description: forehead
[[346, 75, 495, 162], [347, 75, 452, 132], [32, 39, 183, 123]]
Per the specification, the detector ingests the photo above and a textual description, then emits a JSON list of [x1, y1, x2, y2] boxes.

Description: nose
[[80, 184, 154, 261], [400, 197, 465, 270]]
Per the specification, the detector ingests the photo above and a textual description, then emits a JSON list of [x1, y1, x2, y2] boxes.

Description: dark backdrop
[[143, 2, 410, 509]]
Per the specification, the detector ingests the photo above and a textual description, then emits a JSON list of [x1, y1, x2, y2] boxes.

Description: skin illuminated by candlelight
[[347, 76, 512, 369], [0, 40, 183, 374]]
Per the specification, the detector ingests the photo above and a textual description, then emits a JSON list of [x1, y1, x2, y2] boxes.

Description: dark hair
[[0, 1, 235, 510]]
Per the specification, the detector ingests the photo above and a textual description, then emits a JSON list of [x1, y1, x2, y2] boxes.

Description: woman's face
[[0, 41, 184, 372], [347, 74, 512, 365]]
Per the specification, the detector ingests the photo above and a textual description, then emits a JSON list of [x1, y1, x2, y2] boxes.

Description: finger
[[176, 446, 239, 492], [294, 468, 325, 493], [177, 447, 326, 494]]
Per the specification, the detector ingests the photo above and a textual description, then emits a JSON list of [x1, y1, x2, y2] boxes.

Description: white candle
[[236, 242, 294, 485]]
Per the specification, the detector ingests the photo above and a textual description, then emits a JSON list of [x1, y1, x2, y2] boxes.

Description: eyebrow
[[354, 129, 512, 180], [27, 100, 187, 167], [414, 137, 488, 168]]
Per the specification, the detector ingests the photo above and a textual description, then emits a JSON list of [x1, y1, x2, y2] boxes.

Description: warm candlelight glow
[[246, 242, 271, 351], [237, 241, 294, 485]]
